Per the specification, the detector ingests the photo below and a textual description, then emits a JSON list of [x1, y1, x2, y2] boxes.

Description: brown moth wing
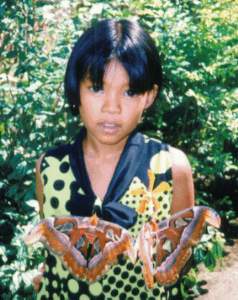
[[155, 208, 194, 267], [24, 215, 135, 282], [87, 228, 134, 281], [54, 216, 79, 227], [63, 247, 87, 279], [137, 218, 191, 288], [155, 247, 192, 286], [155, 226, 185, 266], [24, 218, 71, 256], [154, 206, 221, 286]]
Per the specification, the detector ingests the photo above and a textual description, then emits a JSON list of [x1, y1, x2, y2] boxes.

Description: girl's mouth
[[98, 122, 121, 134]]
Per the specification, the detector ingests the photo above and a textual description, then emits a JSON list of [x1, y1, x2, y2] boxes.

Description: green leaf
[[204, 252, 216, 271], [212, 242, 224, 259]]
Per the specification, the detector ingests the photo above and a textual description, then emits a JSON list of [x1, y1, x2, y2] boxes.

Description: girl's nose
[[101, 94, 121, 114]]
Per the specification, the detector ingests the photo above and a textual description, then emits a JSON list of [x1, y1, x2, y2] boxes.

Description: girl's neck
[[83, 134, 128, 160]]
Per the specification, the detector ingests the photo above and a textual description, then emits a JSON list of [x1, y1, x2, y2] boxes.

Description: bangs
[[84, 48, 155, 95]]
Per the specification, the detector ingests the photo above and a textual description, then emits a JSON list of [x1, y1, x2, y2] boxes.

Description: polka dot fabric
[[41, 155, 74, 218], [37, 132, 181, 299]]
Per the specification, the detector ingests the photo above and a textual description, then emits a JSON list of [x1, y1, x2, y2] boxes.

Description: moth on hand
[[24, 206, 220, 288]]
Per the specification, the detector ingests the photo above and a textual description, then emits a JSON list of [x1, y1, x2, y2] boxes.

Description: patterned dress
[[36, 128, 181, 300]]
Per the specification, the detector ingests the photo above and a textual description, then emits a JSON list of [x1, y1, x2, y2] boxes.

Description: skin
[[36, 59, 194, 217], [79, 60, 156, 152]]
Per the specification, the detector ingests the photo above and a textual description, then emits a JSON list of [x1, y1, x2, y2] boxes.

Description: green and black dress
[[37, 127, 181, 300]]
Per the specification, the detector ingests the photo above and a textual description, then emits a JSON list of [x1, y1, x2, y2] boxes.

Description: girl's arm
[[32, 154, 46, 291], [169, 147, 195, 214], [35, 154, 45, 219]]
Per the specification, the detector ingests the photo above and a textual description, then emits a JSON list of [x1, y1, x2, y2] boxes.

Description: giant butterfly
[[24, 206, 220, 288]]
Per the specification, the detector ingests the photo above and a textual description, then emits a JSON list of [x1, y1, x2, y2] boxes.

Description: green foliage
[[180, 226, 225, 299], [0, 0, 237, 298], [194, 226, 225, 270]]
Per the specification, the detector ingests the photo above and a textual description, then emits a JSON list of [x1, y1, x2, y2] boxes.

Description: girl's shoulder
[[169, 146, 191, 168], [142, 133, 191, 170], [169, 146, 194, 188], [36, 140, 74, 172]]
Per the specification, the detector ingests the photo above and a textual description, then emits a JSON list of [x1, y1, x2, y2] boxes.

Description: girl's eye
[[89, 84, 103, 93], [124, 89, 136, 97]]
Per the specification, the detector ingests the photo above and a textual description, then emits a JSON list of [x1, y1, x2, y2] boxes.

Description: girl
[[35, 19, 194, 300]]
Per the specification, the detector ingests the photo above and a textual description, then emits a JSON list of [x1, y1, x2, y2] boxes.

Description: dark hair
[[64, 19, 163, 115]]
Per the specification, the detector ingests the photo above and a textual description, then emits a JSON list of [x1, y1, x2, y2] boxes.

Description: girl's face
[[79, 59, 157, 148]]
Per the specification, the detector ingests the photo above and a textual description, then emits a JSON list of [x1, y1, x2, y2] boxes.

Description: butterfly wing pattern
[[138, 206, 221, 288], [24, 206, 220, 287], [24, 214, 136, 282]]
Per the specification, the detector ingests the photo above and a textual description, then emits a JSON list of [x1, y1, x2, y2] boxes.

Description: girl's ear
[[144, 84, 159, 109]]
